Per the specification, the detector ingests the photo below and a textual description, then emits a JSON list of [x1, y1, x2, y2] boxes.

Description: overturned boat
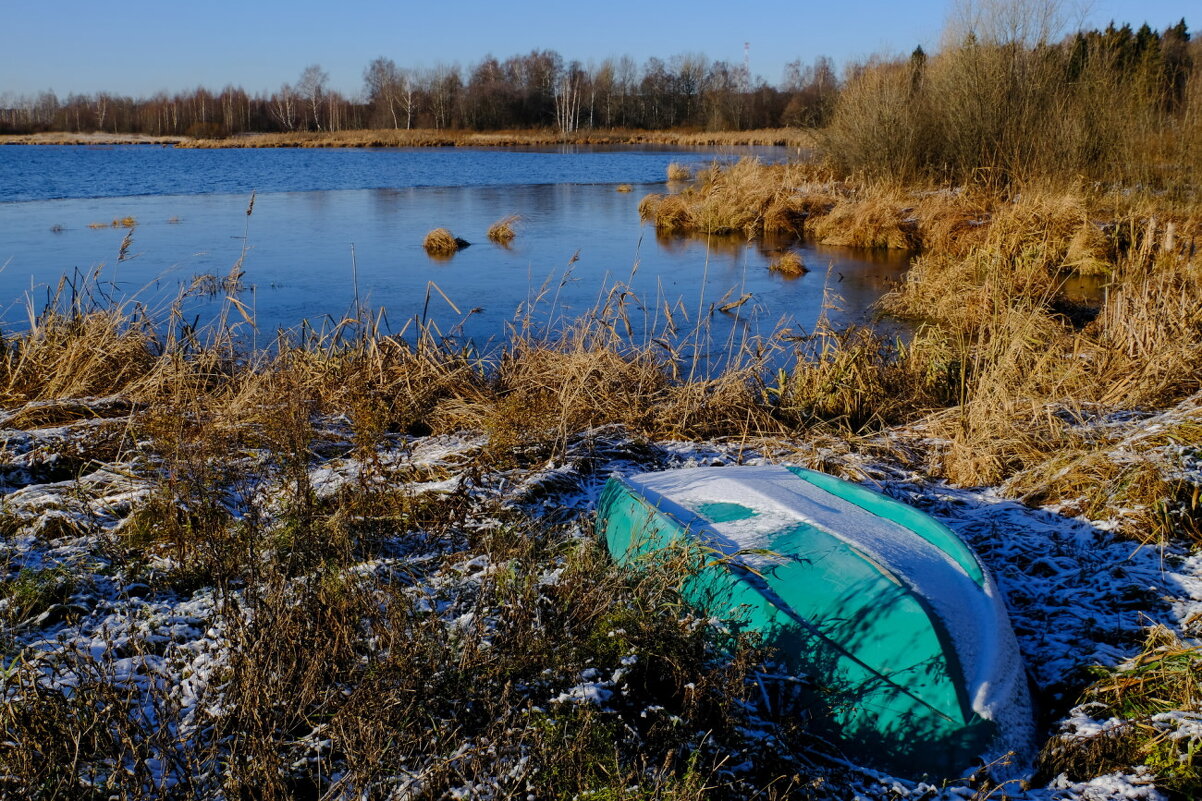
[[596, 465, 1032, 778]]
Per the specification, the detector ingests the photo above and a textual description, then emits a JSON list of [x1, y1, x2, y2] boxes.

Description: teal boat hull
[[595, 466, 1031, 778]]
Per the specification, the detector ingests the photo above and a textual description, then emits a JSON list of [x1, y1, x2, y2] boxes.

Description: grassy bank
[[180, 127, 813, 149], [0, 128, 815, 149], [642, 157, 1201, 532], [0, 132, 186, 146]]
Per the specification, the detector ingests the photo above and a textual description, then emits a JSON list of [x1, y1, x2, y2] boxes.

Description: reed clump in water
[[640, 159, 818, 237], [769, 251, 807, 276], [666, 162, 692, 182], [809, 193, 917, 250], [423, 227, 469, 256], [487, 215, 520, 245], [641, 159, 1201, 267]]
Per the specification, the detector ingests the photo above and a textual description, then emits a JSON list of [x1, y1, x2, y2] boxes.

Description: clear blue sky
[[0, 0, 1193, 99]]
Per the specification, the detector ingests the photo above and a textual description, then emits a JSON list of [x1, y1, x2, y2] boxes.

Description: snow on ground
[[1, 399, 1199, 798]]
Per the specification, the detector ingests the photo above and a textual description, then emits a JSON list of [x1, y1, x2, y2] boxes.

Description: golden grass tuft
[[487, 215, 520, 245], [666, 162, 692, 182], [640, 159, 831, 238], [0, 309, 160, 407], [112, 216, 137, 229], [615, 184, 633, 193], [423, 228, 466, 256], [637, 193, 664, 222], [1064, 221, 1114, 276], [769, 251, 807, 276], [809, 194, 917, 250], [910, 191, 989, 255]]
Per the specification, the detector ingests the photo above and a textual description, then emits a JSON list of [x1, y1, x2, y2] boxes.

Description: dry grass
[[620, 153, 1201, 532], [639, 158, 820, 237], [872, 202, 1202, 520], [769, 250, 807, 276], [616, 184, 633, 193], [0, 277, 829, 798], [0, 132, 184, 146], [486, 214, 520, 245], [822, 33, 1202, 193], [666, 162, 692, 182], [173, 127, 816, 150], [809, 194, 917, 249], [423, 227, 467, 256], [1, 168, 1200, 789], [640, 159, 1201, 264], [0, 307, 159, 407]]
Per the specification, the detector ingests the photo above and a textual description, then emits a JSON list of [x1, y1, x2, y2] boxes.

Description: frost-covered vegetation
[[3, 3, 1202, 797], [0, 208, 1200, 796]]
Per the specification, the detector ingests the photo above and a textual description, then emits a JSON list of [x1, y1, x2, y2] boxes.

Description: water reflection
[[0, 182, 910, 363]]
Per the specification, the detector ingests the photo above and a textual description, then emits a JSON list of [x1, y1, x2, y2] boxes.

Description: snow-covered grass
[[1, 389, 1199, 799]]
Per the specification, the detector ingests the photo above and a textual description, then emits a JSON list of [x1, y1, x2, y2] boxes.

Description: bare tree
[[671, 53, 709, 124], [397, 73, 417, 129], [297, 64, 329, 130], [424, 64, 461, 129], [364, 57, 402, 128], [943, 0, 1079, 46], [270, 83, 298, 131], [555, 61, 584, 135]]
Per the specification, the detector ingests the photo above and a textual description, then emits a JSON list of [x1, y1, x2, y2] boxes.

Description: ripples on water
[[0, 145, 907, 357]]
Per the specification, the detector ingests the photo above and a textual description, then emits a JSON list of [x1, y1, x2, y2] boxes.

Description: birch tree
[[297, 64, 329, 130]]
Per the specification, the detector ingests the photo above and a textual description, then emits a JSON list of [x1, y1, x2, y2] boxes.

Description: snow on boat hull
[[595, 466, 1032, 778]]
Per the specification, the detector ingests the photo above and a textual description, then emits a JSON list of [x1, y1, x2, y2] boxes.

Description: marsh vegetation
[[1, 4, 1201, 799]]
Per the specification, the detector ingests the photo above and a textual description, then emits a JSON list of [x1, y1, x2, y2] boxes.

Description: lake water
[[0, 145, 907, 357]]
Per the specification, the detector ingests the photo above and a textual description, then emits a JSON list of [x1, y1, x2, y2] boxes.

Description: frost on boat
[[595, 465, 1034, 778]]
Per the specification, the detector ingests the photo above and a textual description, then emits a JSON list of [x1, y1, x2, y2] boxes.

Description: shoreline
[[0, 131, 186, 146], [0, 127, 814, 149]]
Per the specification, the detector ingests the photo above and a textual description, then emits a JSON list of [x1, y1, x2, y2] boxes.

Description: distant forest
[[0, 19, 1192, 137]]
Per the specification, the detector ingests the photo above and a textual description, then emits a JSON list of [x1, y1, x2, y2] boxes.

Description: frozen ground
[[1, 395, 1199, 799]]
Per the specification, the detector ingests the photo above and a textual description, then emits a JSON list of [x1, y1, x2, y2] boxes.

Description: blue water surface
[[0, 144, 906, 355], [0, 144, 788, 202]]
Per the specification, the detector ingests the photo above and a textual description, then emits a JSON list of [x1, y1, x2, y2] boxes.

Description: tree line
[[0, 18, 1191, 146], [0, 50, 836, 137]]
